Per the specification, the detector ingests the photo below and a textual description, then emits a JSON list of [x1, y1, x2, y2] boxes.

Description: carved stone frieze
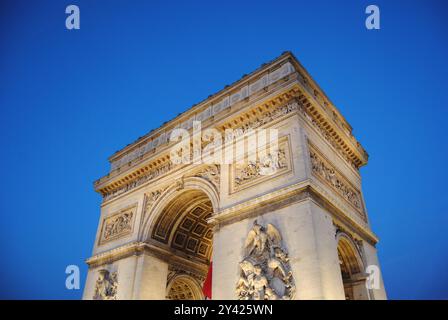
[[235, 149, 287, 186], [309, 146, 366, 220], [334, 222, 365, 260], [298, 103, 360, 169], [236, 221, 295, 300], [232, 138, 291, 192], [93, 269, 118, 300], [100, 92, 360, 203], [230, 100, 300, 138], [101, 100, 299, 202], [99, 206, 136, 245]]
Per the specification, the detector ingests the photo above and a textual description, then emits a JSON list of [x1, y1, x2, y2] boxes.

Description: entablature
[[94, 52, 369, 200]]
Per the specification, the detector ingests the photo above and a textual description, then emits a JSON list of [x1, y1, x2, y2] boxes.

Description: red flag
[[202, 261, 212, 299]]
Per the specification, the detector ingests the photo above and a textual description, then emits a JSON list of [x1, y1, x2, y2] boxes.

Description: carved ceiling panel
[[167, 277, 200, 300], [151, 190, 213, 262]]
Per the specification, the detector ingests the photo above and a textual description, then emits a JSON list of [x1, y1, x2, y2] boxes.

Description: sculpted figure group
[[103, 212, 133, 241], [236, 220, 295, 300], [235, 149, 287, 186], [93, 269, 118, 300]]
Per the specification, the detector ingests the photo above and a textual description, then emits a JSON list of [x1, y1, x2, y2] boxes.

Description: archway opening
[[166, 275, 204, 300], [337, 236, 369, 300], [150, 189, 213, 300]]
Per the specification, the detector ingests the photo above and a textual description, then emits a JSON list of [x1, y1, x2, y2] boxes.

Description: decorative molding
[[210, 182, 377, 245], [235, 149, 287, 186], [95, 53, 370, 201], [228, 100, 300, 137], [167, 264, 206, 284], [87, 241, 207, 272], [99, 205, 136, 245], [334, 222, 365, 260], [193, 165, 220, 191], [97, 91, 365, 202], [99, 98, 299, 201], [236, 221, 295, 300], [298, 103, 360, 170], [166, 268, 205, 300], [102, 162, 174, 202], [309, 145, 366, 221], [93, 269, 118, 300]]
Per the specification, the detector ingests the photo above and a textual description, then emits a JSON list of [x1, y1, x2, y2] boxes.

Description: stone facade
[[83, 51, 387, 300]]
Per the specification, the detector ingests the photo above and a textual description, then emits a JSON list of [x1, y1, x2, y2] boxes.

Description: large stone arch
[[336, 232, 369, 300], [166, 274, 205, 300], [136, 176, 217, 300], [140, 176, 219, 242], [84, 52, 387, 300]]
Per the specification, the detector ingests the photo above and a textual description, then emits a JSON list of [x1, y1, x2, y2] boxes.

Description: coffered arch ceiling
[[151, 189, 213, 263], [338, 236, 362, 280], [166, 275, 204, 300]]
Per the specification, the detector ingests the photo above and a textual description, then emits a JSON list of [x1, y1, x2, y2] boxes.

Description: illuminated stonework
[[231, 138, 291, 192], [93, 269, 118, 300], [236, 221, 295, 300], [309, 145, 366, 220], [83, 52, 386, 300], [99, 206, 135, 245]]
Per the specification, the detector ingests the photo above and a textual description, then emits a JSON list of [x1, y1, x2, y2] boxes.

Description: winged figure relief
[[238, 220, 295, 300], [244, 221, 267, 257], [244, 221, 283, 257]]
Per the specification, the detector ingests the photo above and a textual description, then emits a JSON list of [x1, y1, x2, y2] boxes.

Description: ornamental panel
[[309, 144, 366, 220], [98, 205, 136, 245]]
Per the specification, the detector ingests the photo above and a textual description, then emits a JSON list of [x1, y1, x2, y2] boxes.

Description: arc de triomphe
[[83, 52, 387, 300]]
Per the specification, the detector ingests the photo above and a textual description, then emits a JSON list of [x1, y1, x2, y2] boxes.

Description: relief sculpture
[[100, 207, 135, 245], [309, 148, 365, 219], [234, 149, 287, 186], [236, 220, 295, 300], [93, 269, 118, 300]]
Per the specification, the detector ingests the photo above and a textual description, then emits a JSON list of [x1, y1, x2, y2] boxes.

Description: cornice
[[86, 241, 208, 273], [95, 89, 368, 200], [209, 182, 378, 245], [107, 52, 295, 164], [94, 53, 370, 197], [94, 81, 301, 195], [297, 91, 368, 168], [103, 51, 367, 174]]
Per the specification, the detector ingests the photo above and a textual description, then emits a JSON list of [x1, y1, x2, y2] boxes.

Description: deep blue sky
[[1, 0, 447, 299]]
